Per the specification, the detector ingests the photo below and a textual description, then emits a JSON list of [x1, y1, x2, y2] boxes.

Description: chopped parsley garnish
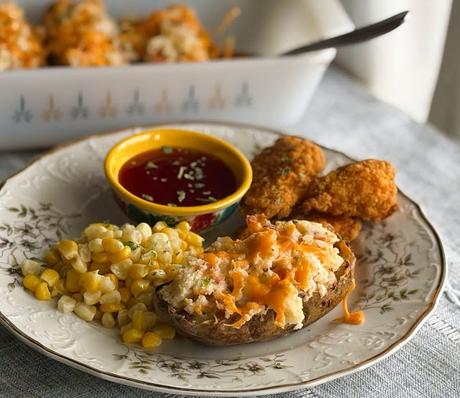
[[201, 277, 211, 287], [161, 146, 173, 154], [177, 166, 186, 179], [141, 193, 154, 201], [124, 241, 139, 250], [281, 167, 291, 175], [282, 156, 292, 163], [177, 190, 186, 202], [196, 196, 217, 203], [145, 161, 158, 169]]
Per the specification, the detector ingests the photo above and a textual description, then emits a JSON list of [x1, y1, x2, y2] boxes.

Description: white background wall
[[336, 0, 452, 123]]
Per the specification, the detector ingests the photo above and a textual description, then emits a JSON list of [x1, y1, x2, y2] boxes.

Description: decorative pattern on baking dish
[[11, 84, 253, 124], [0, 123, 445, 396]]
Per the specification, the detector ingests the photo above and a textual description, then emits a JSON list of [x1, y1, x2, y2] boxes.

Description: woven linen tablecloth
[[0, 66, 459, 397]]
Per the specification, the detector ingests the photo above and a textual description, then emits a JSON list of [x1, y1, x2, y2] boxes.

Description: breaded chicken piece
[[241, 136, 325, 219], [301, 160, 397, 222], [295, 212, 362, 242]]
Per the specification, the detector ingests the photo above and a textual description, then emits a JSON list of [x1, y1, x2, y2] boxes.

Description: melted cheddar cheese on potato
[[160, 215, 344, 329]]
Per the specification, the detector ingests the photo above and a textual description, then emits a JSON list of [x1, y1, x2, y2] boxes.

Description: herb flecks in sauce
[[119, 147, 237, 206]]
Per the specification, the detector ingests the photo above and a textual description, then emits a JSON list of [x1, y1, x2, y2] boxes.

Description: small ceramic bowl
[[104, 128, 252, 233]]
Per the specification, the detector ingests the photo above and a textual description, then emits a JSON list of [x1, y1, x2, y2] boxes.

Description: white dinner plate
[[0, 122, 446, 396]]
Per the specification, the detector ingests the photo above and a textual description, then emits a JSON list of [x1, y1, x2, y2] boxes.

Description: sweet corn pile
[[20, 221, 204, 348]]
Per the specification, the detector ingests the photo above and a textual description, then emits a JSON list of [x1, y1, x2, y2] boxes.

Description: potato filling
[[160, 215, 344, 329]]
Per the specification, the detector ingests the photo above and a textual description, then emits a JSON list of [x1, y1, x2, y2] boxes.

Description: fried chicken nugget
[[241, 136, 325, 219], [296, 212, 362, 242], [301, 159, 398, 222]]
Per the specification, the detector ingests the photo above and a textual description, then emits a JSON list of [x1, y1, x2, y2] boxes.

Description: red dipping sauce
[[119, 146, 238, 207]]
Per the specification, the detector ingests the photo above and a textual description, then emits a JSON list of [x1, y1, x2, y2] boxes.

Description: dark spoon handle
[[282, 11, 409, 56]]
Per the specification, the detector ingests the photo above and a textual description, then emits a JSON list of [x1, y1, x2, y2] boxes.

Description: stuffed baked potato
[[154, 215, 358, 346]]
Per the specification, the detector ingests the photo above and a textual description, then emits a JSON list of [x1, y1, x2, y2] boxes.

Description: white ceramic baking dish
[[0, 0, 353, 149]]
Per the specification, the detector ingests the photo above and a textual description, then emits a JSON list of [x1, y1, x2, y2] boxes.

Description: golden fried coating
[[241, 136, 325, 219], [301, 160, 397, 222], [295, 212, 362, 242]]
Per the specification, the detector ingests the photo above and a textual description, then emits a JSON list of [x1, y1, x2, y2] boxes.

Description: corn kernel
[[21, 259, 41, 276], [122, 228, 142, 245], [153, 324, 176, 340], [105, 273, 119, 290], [135, 292, 154, 310], [23, 274, 41, 292], [101, 312, 116, 328], [186, 232, 204, 247], [80, 272, 101, 292], [152, 221, 167, 232], [91, 252, 108, 263], [110, 259, 133, 280], [40, 268, 60, 287], [122, 328, 144, 344], [130, 247, 142, 262], [176, 221, 191, 232], [117, 309, 130, 326], [83, 291, 101, 305], [128, 263, 148, 280], [136, 223, 152, 241], [128, 302, 147, 318], [78, 244, 91, 263], [142, 332, 162, 348], [70, 256, 87, 273], [172, 250, 184, 263], [35, 282, 51, 300], [120, 322, 133, 335], [102, 238, 124, 253], [100, 230, 114, 239], [84, 224, 107, 240], [130, 279, 150, 297], [52, 279, 66, 297], [65, 269, 81, 293], [148, 269, 166, 283], [74, 302, 96, 321], [113, 229, 123, 239], [144, 311, 157, 329], [59, 240, 78, 260], [44, 251, 60, 267], [88, 238, 104, 253], [119, 287, 131, 303], [57, 295, 76, 313], [99, 276, 116, 293], [100, 290, 121, 305], [100, 302, 123, 313], [108, 246, 131, 263], [131, 310, 146, 330]]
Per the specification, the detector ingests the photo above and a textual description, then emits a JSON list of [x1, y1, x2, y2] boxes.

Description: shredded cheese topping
[[160, 215, 345, 329]]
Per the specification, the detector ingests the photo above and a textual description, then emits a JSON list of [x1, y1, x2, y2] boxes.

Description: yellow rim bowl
[[104, 128, 253, 217]]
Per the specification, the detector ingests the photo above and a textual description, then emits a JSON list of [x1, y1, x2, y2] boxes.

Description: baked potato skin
[[155, 240, 355, 346]]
